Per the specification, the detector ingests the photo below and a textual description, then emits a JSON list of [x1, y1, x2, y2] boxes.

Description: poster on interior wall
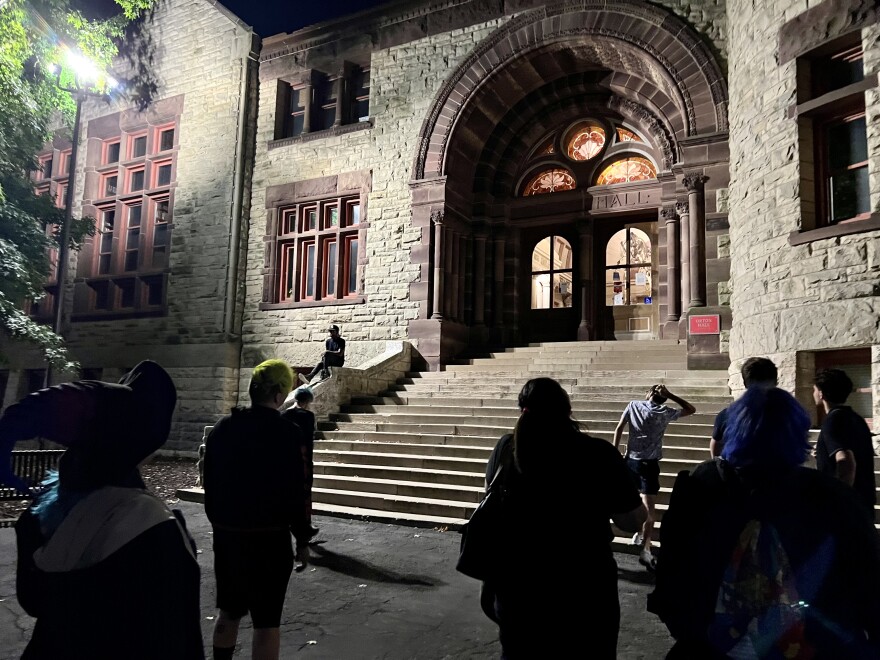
[[613, 293, 624, 305], [689, 314, 720, 335], [635, 272, 647, 285]]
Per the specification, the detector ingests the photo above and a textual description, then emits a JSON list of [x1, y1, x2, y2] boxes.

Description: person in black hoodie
[[1, 361, 204, 660], [282, 385, 318, 539], [204, 359, 310, 660]]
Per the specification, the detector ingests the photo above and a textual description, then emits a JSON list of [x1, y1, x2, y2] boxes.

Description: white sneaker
[[298, 373, 310, 386], [630, 532, 644, 546]]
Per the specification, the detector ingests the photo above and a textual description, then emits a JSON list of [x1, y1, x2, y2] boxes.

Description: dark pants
[[307, 353, 344, 379]]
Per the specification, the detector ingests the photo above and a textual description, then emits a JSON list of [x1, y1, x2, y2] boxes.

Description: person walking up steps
[[614, 384, 696, 571]]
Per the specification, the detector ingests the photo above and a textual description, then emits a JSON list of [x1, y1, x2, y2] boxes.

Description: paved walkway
[[0, 502, 673, 659]]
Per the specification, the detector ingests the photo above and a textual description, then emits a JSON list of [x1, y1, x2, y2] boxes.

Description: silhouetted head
[[741, 357, 778, 388], [514, 378, 577, 473], [722, 387, 810, 469], [293, 386, 314, 406], [248, 359, 294, 408], [813, 368, 853, 406]]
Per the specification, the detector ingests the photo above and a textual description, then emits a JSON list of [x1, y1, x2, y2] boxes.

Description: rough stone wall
[[243, 1, 728, 377], [3, 0, 257, 451], [243, 18, 507, 375], [727, 0, 880, 424]]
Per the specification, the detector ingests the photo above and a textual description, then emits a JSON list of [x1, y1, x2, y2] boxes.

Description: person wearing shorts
[[614, 384, 696, 571], [204, 359, 310, 660]]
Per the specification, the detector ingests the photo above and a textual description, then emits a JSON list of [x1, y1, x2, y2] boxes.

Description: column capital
[[430, 208, 444, 225], [682, 172, 708, 192], [660, 204, 678, 223], [675, 198, 690, 216]]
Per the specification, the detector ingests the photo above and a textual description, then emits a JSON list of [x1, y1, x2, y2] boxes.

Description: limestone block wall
[[242, 18, 508, 376], [727, 0, 880, 423], [2, 0, 258, 451]]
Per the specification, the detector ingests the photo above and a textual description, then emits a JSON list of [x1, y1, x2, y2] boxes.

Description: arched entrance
[[407, 0, 728, 367]]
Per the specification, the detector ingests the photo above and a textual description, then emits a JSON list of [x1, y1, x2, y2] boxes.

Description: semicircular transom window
[[522, 168, 576, 196], [566, 124, 606, 161], [596, 156, 657, 186], [531, 235, 573, 309]]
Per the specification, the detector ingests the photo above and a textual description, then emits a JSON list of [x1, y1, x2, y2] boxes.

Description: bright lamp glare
[[65, 49, 100, 82], [105, 76, 119, 90]]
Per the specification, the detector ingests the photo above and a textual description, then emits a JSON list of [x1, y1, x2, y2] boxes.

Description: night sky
[[221, 1, 390, 36], [81, 1, 390, 37]]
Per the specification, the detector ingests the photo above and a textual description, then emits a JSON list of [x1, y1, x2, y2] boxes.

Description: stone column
[[431, 210, 444, 320], [473, 233, 487, 327], [333, 73, 345, 127], [676, 198, 690, 314], [577, 222, 593, 340], [449, 231, 461, 321], [661, 204, 680, 322], [684, 173, 708, 308], [301, 77, 313, 134], [493, 236, 505, 328], [457, 233, 467, 322]]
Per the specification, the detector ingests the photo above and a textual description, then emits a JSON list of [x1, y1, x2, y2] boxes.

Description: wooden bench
[[0, 449, 65, 527]]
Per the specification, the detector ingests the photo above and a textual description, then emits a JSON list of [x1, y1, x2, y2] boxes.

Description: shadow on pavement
[[617, 566, 657, 585], [308, 542, 438, 587]]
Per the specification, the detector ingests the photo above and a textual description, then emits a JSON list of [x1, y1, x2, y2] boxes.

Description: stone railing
[[195, 341, 415, 486], [280, 340, 414, 422]]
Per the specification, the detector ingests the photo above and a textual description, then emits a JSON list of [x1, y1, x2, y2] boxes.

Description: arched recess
[[412, 0, 727, 182], [407, 0, 728, 368]]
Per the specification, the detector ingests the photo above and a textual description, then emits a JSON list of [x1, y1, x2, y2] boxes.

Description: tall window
[[79, 119, 177, 316], [605, 228, 652, 306], [796, 33, 871, 232], [531, 236, 573, 309], [596, 156, 657, 185], [276, 195, 361, 303]]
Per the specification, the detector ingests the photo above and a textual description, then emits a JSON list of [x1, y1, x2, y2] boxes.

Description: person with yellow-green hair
[[203, 359, 310, 660]]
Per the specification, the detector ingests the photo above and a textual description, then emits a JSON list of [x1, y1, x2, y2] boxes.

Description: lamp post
[[44, 50, 114, 387]]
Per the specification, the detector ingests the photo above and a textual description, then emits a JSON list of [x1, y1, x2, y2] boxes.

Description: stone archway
[[407, 0, 729, 368]]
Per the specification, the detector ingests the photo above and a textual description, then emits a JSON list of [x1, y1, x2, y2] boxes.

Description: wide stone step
[[312, 486, 474, 520], [317, 431, 498, 447], [352, 394, 731, 409], [314, 462, 485, 488], [313, 448, 487, 472], [388, 383, 729, 397], [313, 473, 485, 504]]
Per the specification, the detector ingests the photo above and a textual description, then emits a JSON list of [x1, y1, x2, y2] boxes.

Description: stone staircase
[[308, 339, 732, 552]]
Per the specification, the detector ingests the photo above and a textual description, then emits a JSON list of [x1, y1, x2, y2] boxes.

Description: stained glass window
[[566, 124, 606, 161], [522, 169, 576, 196], [616, 128, 642, 143], [531, 236, 573, 309], [596, 156, 657, 185]]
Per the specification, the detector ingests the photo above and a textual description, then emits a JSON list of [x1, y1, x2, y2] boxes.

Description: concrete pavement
[[0, 502, 674, 658]]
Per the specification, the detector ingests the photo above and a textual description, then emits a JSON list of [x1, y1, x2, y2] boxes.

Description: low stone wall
[[281, 340, 414, 422]]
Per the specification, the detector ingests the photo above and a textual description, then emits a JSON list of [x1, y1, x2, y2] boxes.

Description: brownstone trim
[[259, 296, 366, 311], [778, 0, 880, 65], [788, 73, 878, 119], [268, 120, 372, 150], [412, 1, 727, 181], [788, 213, 880, 245]]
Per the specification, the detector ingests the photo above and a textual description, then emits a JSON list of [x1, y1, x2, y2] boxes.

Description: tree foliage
[[0, 0, 156, 371]]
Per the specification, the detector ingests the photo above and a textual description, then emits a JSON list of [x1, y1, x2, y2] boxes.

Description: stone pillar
[[676, 198, 690, 314], [457, 233, 466, 322], [662, 204, 680, 322], [449, 231, 460, 321], [431, 210, 444, 320], [333, 73, 345, 127], [302, 79, 313, 134], [473, 233, 487, 327], [577, 222, 593, 340], [684, 172, 708, 308], [493, 236, 505, 327]]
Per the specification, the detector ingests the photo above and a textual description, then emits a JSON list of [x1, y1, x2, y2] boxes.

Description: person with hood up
[[1, 361, 204, 660]]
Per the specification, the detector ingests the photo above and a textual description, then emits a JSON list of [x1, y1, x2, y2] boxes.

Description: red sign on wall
[[689, 314, 720, 335]]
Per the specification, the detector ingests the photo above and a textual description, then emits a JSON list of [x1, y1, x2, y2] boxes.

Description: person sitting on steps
[[299, 325, 345, 385]]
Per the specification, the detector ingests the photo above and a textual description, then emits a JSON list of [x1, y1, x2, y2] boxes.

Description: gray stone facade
[[4, 0, 878, 451]]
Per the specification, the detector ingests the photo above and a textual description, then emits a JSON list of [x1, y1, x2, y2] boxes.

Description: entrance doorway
[[522, 227, 578, 344], [594, 213, 659, 340]]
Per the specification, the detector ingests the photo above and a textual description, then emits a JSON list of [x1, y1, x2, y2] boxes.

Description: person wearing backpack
[[648, 386, 880, 659]]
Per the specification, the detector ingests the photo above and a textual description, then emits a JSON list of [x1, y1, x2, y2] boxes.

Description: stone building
[[3, 0, 878, 449]]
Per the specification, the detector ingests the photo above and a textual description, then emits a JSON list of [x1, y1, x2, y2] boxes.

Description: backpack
[[706, 491, 814, 659]]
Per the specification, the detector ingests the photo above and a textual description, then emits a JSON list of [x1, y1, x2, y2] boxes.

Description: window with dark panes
[[40, 156, 53, 180], [352, 67, 370, 121], [796, 33, 872, 230], [79, 119, 177, 316], [275, 195, 362, 304], [158, 127, 174, 151], [314, 74, 338, 131]]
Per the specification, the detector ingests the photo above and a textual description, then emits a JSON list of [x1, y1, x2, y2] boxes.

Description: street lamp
[[45, 48, 115, 386]]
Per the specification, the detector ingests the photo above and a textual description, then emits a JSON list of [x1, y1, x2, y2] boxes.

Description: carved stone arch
[[607, 97, 677, 170], [412, 0, 727, 181]]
